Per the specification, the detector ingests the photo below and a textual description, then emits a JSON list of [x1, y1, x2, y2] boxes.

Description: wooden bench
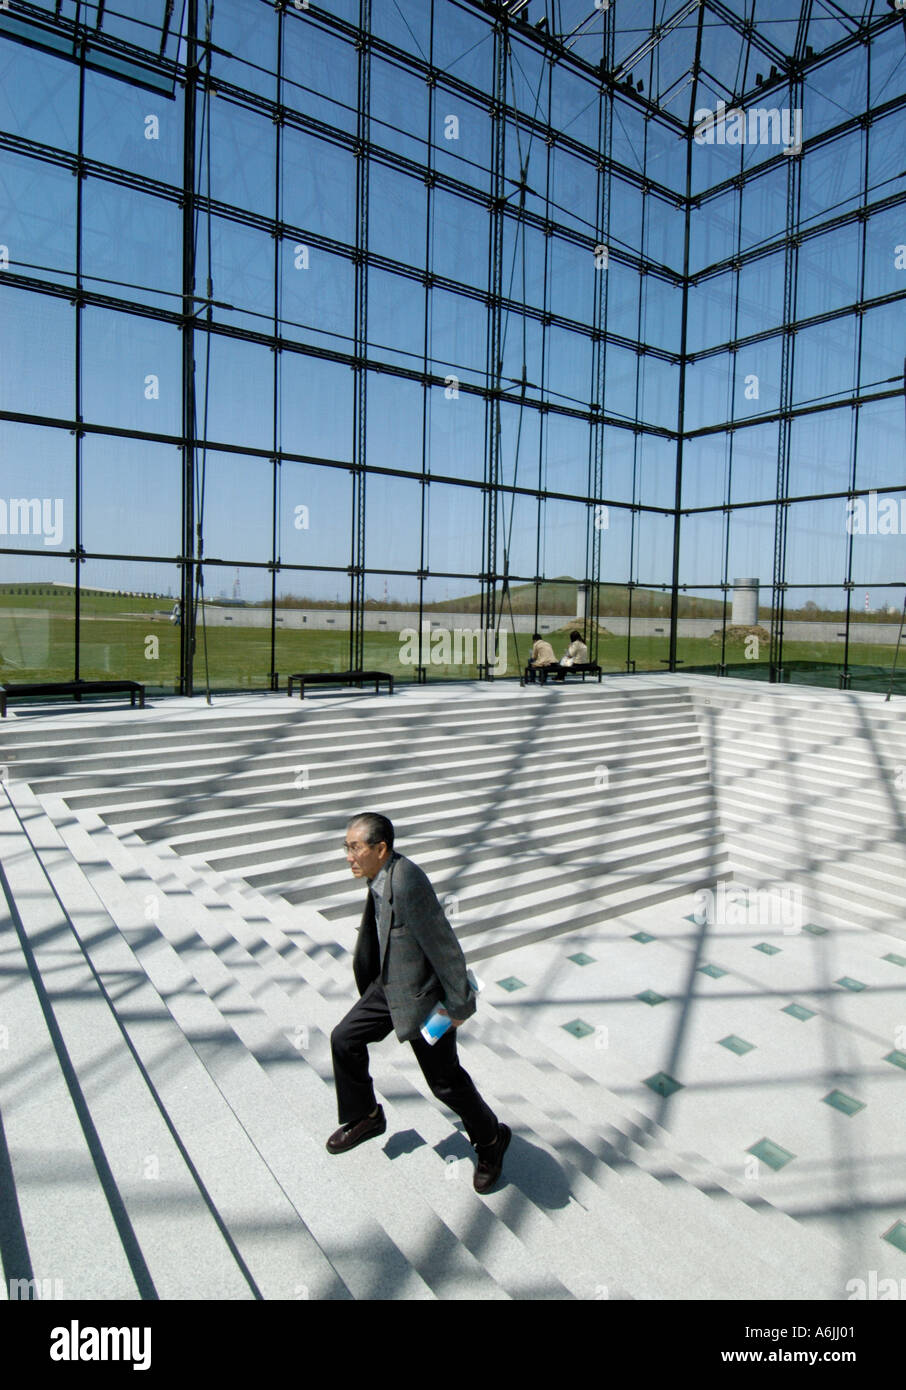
[[0, 679, 146, 717], [523, 662, 602, 685], [287, 670, 394, 700]]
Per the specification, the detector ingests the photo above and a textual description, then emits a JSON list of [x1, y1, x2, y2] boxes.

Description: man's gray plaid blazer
[[352, 850, 477, 1042]]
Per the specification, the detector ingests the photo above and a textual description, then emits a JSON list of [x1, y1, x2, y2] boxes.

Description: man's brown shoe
[[326, 1105, 387, 1154], [473, 1123, 511, 1193]]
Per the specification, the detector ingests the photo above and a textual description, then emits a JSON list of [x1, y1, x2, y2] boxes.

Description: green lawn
[[1, 594, 903, 689]]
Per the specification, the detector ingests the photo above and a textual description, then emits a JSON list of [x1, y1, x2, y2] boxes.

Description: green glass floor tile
[[630, 931, 655, 944], [782, 1002, 816, 1021], [883, 953, 906, 968], [644, 1071, 683, 1097], [719, 1034, 755, 1055], [836, 976, 866, 991], [562, 1018, 595, 1039], [567, 952, 596, 966], [636, 989, 667, 1006], [747, 1138, 795, 1171], [823, 1089, 865, 1116], [883, 1221, 906, 1254], [803, 923, 829, 936], [698, 963, 727, 979], [884, 1050, 906, 1071], [754, 942, 781, 955], [497, 976, 526, 992]]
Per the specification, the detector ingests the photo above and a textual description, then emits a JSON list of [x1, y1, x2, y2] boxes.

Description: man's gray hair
[[347, 812, 394, 850]]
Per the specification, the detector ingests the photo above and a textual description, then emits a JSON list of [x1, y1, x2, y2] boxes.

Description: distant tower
[[383, 578, 389, 606], [233, 568, 241, 602], [732, 578, 759, 626]]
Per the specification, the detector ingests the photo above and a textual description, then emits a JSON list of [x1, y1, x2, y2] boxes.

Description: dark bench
[[523, 662, 602, 685], [287, 671, 394, 699], [0, 679, 146, 717]]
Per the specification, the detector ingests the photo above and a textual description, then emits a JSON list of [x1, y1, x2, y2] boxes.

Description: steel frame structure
[[1, 0, 905, 694]]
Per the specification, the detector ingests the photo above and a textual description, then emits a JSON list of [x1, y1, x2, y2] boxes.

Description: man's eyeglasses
[[342, 842, 371, 856]]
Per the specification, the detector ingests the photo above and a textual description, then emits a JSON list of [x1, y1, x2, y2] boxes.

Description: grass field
[[1, 593, 903, 690]]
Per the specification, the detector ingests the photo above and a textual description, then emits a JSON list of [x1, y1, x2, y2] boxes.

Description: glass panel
[[82, 178, 181, 312], [82, 308, 182, 435], [0, 41, 78, 152], [689, 190, 737, 276], [368, 267, 426, 371], [546, 326, 592, 411], [281, 352, 354, 463], [0, 151, 76, 288], [550, 146, 598, 238], [681, 434, 728, 509], [549, 235, 596, 328], [278, 460, 352, 571], [730, 421, 780, 506], [198, 216, 275, 335], [427, 383, 486, 485], [605, 261, 642, 342], [431, 88, 493, 194], [426, 480, 484, 578], [0, 287, 74, 420], [370, 163, 426, 268], [429, 285, 487, 388], [739, 164, 788, 256], [366, 374, 424, 474], [200, 451, 274, 565], [370, 0, 430, 59], [210, 0, 278, 102], [726, 506, 776, 595], [196, 564, 273, 690], [803, 46, 866, 144], [77, 560, 181, 688], [859, 300, 904, 395], [209, 98, 275, 219], [540, 497, 588, 582], [275, 570, 352, 678], [364, 473, 422, 571], [679, 509, 724, 589], [371, 57, 428, 164], [282, 128, 354, 242], [855, 397, 904, 493], [544, 416, 590, 498], [433, 5, 493, 91], [81, 436, 181, 557], [83, 67, 183, 184], [550, 63, 599, 153], [0, 420, 74, 552], [0, 554, 74, 681], [849, 488, 906, 586], [779, 586, 850, 682], [686, 267, 735, 354], [799, 130, 863, 229], [282, 16, 358, 135], [642, 276, 682, 354], [788, 408, 853, 499], [784, 499, 851, 586], [848, 586, 906, 685], [737, 251, 785, 338], [199, 333, 274, 452], [792, 315, 857, 409], [864, 202, 906, 302], [796, 223, 861, 320]]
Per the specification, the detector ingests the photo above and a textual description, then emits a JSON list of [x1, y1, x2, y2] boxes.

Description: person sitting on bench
[[527, 633, 559, 683], [555, 630, 588, 680]]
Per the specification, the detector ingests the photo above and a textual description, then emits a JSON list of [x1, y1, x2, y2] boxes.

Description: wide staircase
[[1, 678, 904, 1300], [685, 679, 906, 942]]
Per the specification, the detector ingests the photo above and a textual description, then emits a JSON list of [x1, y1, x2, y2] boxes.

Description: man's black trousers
[[330, 979, 498, 1149]]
